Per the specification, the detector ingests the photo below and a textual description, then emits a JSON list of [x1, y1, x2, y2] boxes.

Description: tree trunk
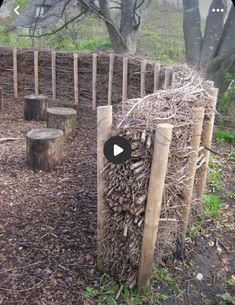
[[119, 0, 139, 54], [200, 0, 225, 67], [216, 5, 235, 57], [99, 0, 128, 53], [183, 0, 202, 65], [98, 0, 142, 54], [26, 128, 64, 171]]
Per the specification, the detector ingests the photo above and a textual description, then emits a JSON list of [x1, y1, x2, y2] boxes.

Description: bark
[[99, 0, 128, 53], [99, 0, 151, 54], [183, 0, 202, 65], [120, 0, 139, 53], [200, 0, 225, 68], [216, 5, 235, 57]]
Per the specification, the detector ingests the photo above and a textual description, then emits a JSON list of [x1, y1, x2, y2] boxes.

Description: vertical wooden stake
[[0, 87, 3, 111], [164, 67, 172, 89], [34, 51, 39, 95], [154, 64, 161, 92], [51, 51, 56, 100], [107, 54, 114, 105], [122, 57, 128, 103], [92, 53, 98, 110], [97, 105, 113, 271], [141, 60, 147, 98], [138, 123, 173, 288], [196, 85, 218, 198], [177, 107, 205, 255], [13, 48, 18, 98], [73, 52, 79, 105]]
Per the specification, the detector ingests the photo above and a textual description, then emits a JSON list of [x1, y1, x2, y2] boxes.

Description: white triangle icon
[[113, 144, 124, 157]]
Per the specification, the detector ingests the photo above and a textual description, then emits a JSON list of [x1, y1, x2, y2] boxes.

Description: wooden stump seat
[[47, 107, 77, 137], [24, 94, 48, 121], [26, 128, 64, 171]]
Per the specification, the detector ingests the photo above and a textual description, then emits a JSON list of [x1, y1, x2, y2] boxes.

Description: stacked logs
[[100, 68, 215, 286]]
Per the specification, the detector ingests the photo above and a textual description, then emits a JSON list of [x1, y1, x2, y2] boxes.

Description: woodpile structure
[[0, 47, 218, 289], [97, 66, 218, 287]]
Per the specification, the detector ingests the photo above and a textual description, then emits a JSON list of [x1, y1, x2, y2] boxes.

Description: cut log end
[[26, 128, 64, 171], [47, 107, 77, 137]]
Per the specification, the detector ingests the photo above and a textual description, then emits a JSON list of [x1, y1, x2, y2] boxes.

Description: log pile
[[100, 65, 215, 286]]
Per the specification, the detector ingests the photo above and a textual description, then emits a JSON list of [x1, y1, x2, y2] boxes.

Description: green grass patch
[[203, 194, 222, 218], [208, 156, 224, 191], [215, 130, 235, 145], [187, 217, 204, 237], [218, 292, 235, 305], [83, 272, 169, 305]]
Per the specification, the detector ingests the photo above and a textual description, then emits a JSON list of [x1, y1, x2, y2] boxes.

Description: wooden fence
[[0, 47, 172, 108]]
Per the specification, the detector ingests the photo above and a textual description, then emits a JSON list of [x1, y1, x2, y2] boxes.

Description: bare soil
[[0, 100, 234, 305]]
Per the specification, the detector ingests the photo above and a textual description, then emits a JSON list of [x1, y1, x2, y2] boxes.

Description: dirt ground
[[0, 99, 234, 305]]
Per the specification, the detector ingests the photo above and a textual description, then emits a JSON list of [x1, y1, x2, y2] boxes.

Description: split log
[[26, 128, 64, 171], [47, 107, 77, 137], [138, 123, 173, 288], [24, 95, 48, 121]]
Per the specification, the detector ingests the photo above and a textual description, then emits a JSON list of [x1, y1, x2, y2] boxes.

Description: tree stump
[[47, 107, 77, 137], [26, 128, 64, 171], [24, 95, 48, 121]]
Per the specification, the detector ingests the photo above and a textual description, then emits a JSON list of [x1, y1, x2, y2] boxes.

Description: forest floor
[[0, 99, 234, 305]]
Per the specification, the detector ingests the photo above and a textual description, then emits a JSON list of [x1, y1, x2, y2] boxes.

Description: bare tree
[[14, 0, 152, 54], [183, 0, 235, 91]]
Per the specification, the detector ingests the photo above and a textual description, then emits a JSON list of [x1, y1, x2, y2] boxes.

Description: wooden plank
[[107, 54, 114, 105], [122, 57, 128, 102], [141, 60, 147, 98], [177, 107, 205, 255], [0, 87, 3, 111], [97, 105, 113, 270], [92, 53, 98, 110], [73, 52, 79, 105], [164, 67, 172, 89], [51, 51, 56, 100], [196, 83, 218, 198], [13, 48, 18, 98], [138, 123, 173, 287], [34, 51, 39, 95], [154, 64, 161, 92]]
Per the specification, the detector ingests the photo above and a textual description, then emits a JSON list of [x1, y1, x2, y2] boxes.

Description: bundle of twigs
[[101, 65, 214, 286]]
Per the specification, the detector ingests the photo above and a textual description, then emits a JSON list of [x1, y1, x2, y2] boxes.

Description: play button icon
[[114, 144, 124, 156], [104, 136, 131, 164]]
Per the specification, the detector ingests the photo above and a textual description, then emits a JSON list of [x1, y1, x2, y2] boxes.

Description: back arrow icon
[[14, 5, 20, 15]]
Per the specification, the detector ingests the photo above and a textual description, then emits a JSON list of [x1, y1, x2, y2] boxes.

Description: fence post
[[141, 60, 147, 98], [196, 84, 218, 198], [138, 123, 173, 288], [13, 48, 18, 98], [92, 53, 98, 110], [97, 105, 113, 271], [34, 51, 39, 95], [122, 57, 128, 103], [108, 54, 114, 105], [73, 52, 79, 106], [0, 87, 3, 111], [177, 107, 205, 255], [51, 51, 56, 100], [154, 64, 161, 92], [164, 67, 172, 89]]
